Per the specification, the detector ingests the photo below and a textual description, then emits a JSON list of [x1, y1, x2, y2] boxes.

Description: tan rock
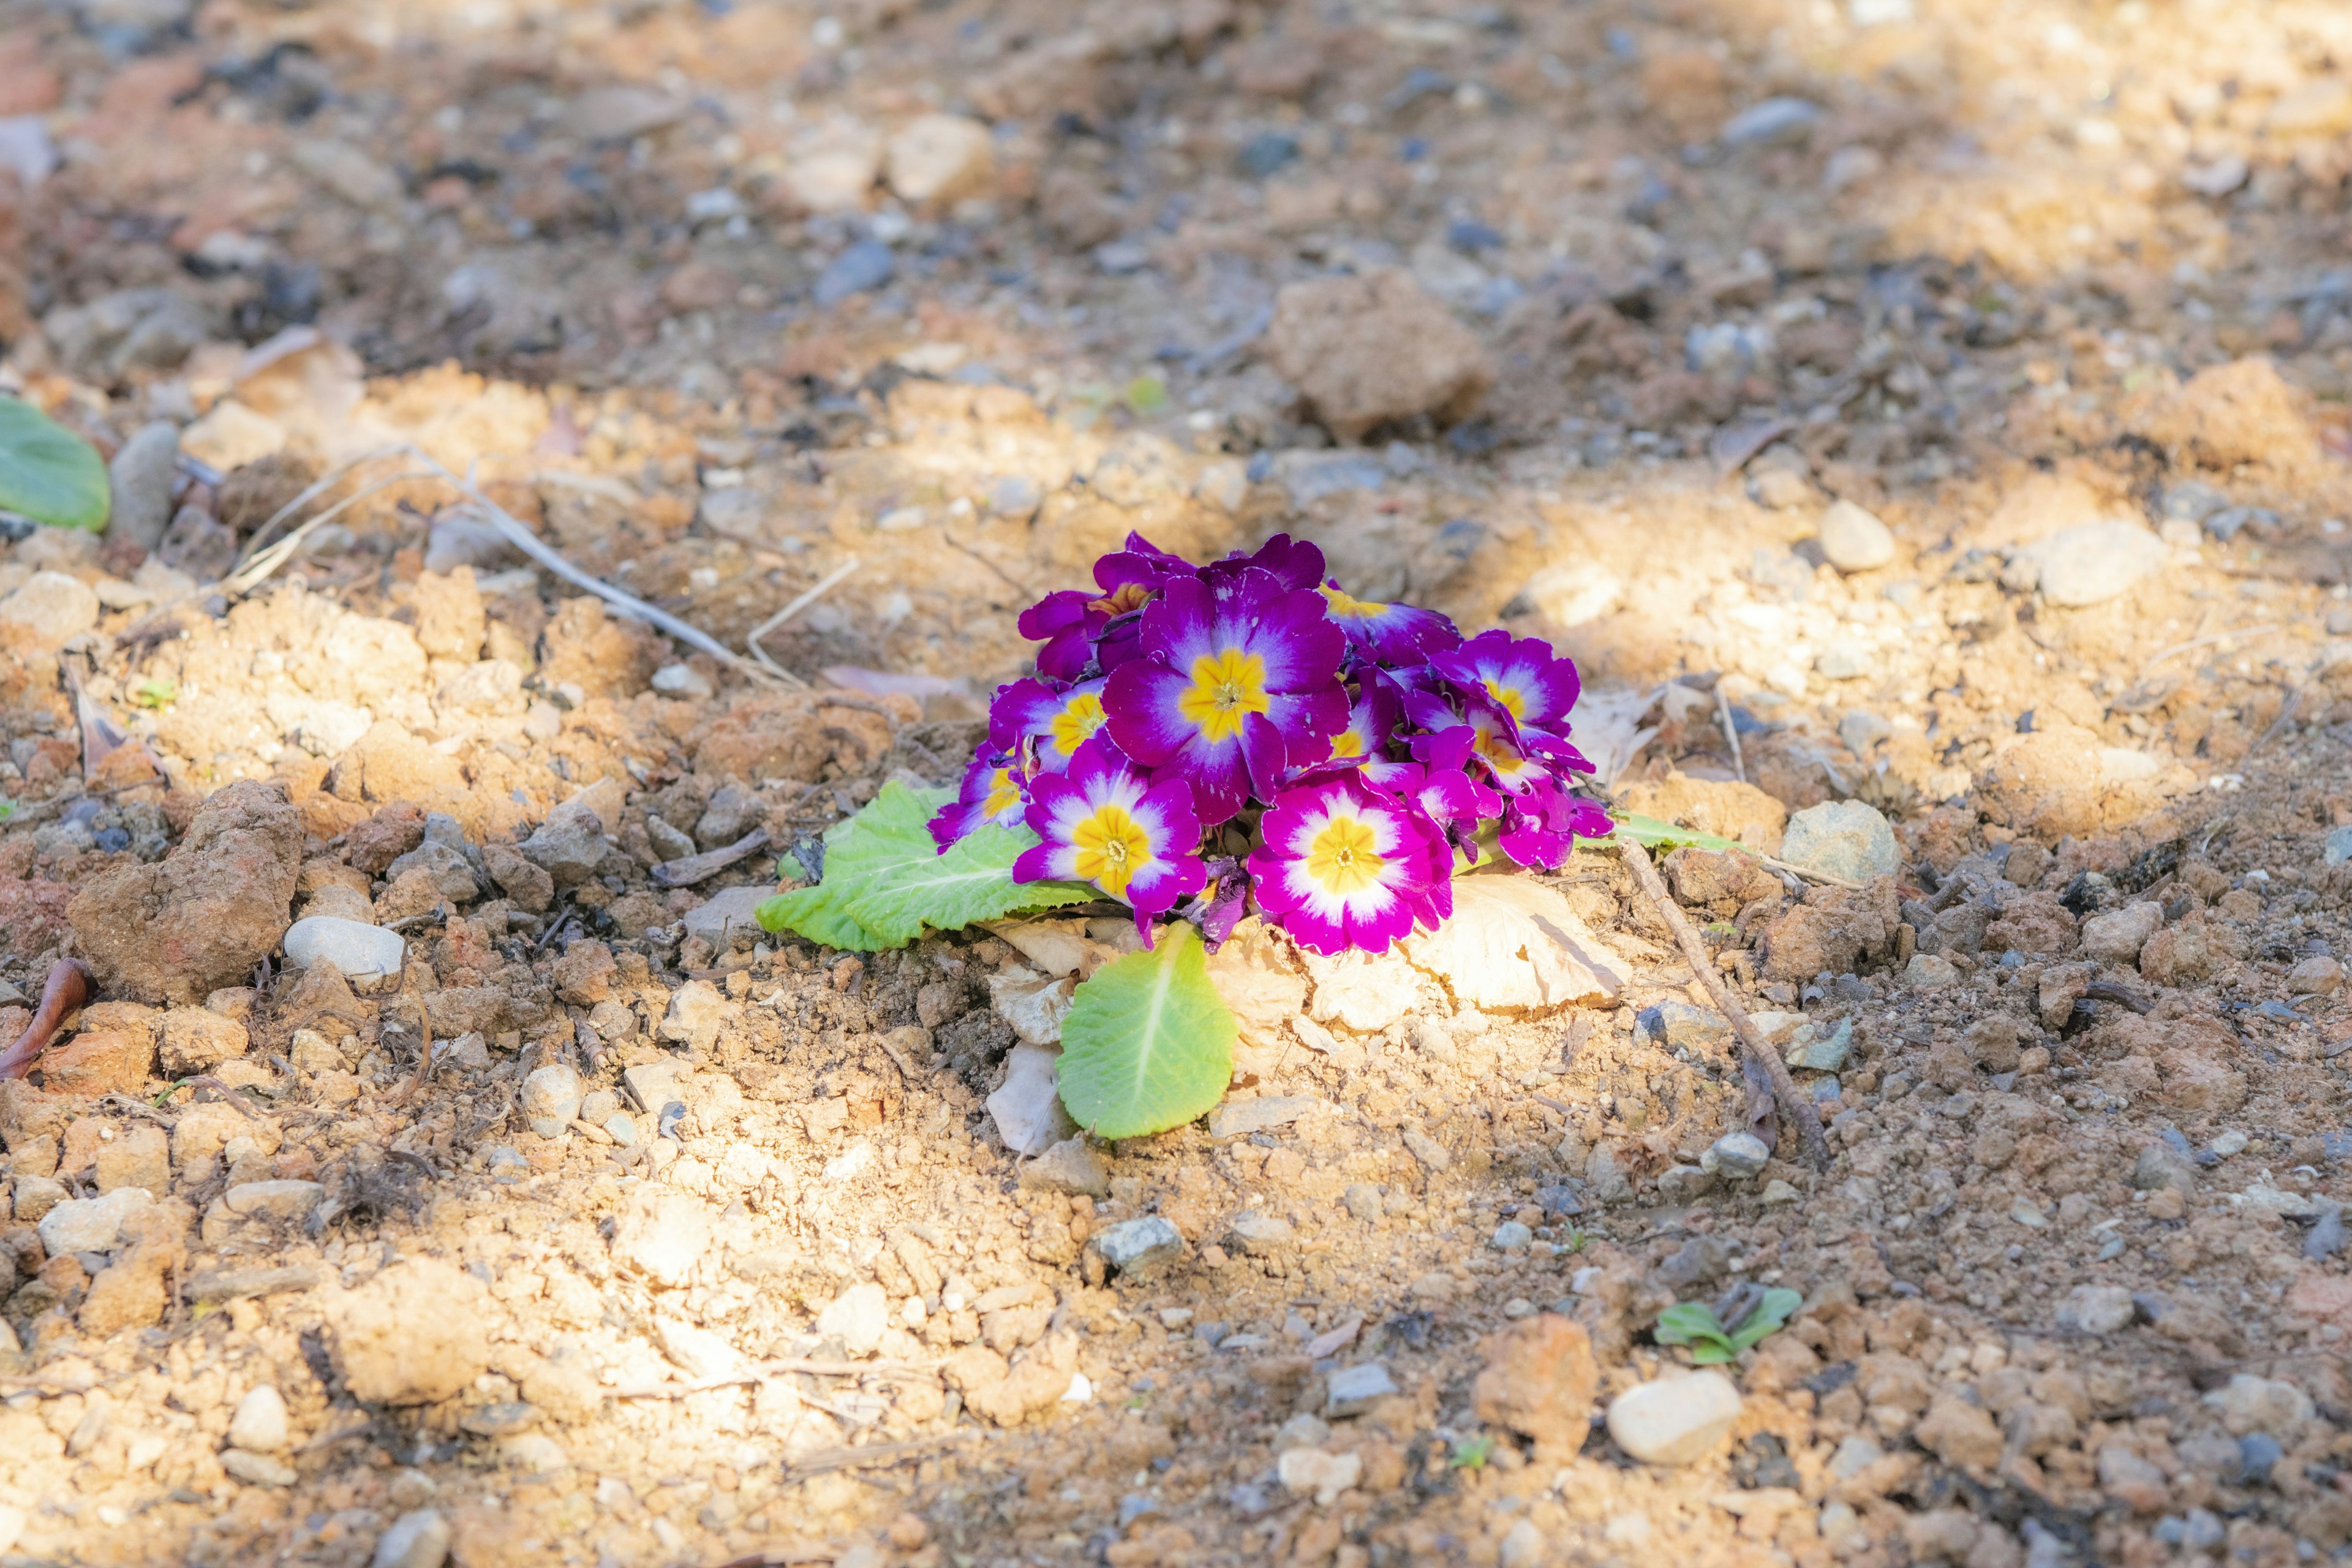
[[2132, 356, 2321, 472], [1472, 1315, 1598, 1458], [159, 1007, 249, 1075], [1264, 269, 1491, 441], [1913, 1393, 2003, 1469], [328, 1258, 492, 1405], [885, 113, 995, 205], [41, 1030, 154, 1096]]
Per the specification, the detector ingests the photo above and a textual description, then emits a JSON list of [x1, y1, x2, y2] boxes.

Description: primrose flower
[[1317, 673, 1402, 770], [1204, 533, 1327, 594], [1248, 772, 1444, 955], [1318, 581, 1463, 665], [1013, 737, 1206, 940], [1415, 688, 1554, 797], [1431, 629, 1583, 739], [929, 749, 1031, 850], [1017, 533, 1199, 679], [1104, 567, 1348, 826], [1497, 774, 1616, 871], [989, 677, 1110, 773]]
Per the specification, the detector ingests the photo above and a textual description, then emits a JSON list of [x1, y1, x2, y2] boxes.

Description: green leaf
[[0, 400, 110, 532], [1449, 1435, 1494, 1470], [1055, 923, 1236, 1140], [755, 780, 1092, 952], [1611, 813, 1746, 855], [1726, 1288, 1805, 1353], [1652, 1302, 1734, 1357]]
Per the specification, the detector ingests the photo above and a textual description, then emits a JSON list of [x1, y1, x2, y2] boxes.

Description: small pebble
[[1605, 1372, 1744, 1466]]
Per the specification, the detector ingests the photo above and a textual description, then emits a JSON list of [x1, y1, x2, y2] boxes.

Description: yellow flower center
[[1329, 728, 1364, 760], [1050, 692, 1108, 756], [1071, 803, 1153, 895], [981, 767, 1022, 820], [1306, 814, 1385, 896], [1482, 678, 1526, 722], [1176, 647, 1271, 744], [1319, 584, 1387, 622]]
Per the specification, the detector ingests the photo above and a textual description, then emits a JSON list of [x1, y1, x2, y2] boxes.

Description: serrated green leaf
[[1056, 923, 1235, 1140], [1611, 812, 1746, 855], [0, 399, 109, 532], [756, 780, 1092, 952]]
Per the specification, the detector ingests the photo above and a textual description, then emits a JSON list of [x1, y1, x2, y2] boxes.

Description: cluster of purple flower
[[928, 532, 1614, 955]]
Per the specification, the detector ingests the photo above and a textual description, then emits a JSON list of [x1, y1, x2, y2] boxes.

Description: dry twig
[[1617, 838, 1833, 1170]]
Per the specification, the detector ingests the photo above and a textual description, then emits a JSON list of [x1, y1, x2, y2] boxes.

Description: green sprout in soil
[[1653, 1287, 1804, 1365], [132, 678, 178, 709], [1449, 1434, 1494, 1470]]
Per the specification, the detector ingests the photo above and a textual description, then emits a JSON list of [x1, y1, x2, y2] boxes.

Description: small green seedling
[[1653, 1287, 1803, 1365], [132, 678, 178, 709], [1558, 1224, 1589, 1254], [1449, 1434, 1494, 1471]]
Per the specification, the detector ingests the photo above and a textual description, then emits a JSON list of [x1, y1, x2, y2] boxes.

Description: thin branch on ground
[[745, 556, 861, 682], [1716, 684, 1746, 783], [1618, 837, 1834, 1171]]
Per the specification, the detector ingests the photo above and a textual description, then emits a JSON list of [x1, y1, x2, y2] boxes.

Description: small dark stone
[[1235, 131, 1301, 178]]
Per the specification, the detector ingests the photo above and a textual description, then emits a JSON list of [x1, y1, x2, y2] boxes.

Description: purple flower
[[1431, 629, 1582, 738], [1014, 738, 1206, 941], [1014, 533, 1199, 680], [1318, 673, 1403, 769], [1366, 747, 1496, 840], [929, 750, 1032, 850], [1496, 774, 1615, 870], [1318, 581, 1463, 665], [989, 677, 1110, 773], [1414, 688, 1553, 798], [1017, 591, 1096, 682], [1205, 533, 1326, 594], [1247, 772, 1444, 955], [1104, 567, 1348, 826]]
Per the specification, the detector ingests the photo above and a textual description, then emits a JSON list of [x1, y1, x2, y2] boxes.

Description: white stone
[[1277, 1446, 1362, 1506], [179, 399, 287, 471], [650, 663, 712, 699], [1707, 1131, 1772, 1180], [986, 1042, 1077, 1156], [655, 1316, 753, 1382], [2057, 1284, 2135, 1335], [521, 1064, 583, 1138], [784, 118, 882, 212], [283, 916, 405, 982], [37, 1187, 153, 1254], [1606, 1372, 1744, 1466], [372, 1507, 451, 1568], [228, 1385, 292, 1452], [2081, 902, 2163, 965], [1779, 800, 1899, 881], [885, 113, 995, 204], [0, 570, 100, 648], [2207, 1374, 2315, 1440], [2016, 521, 2169, 608], [1818, 499, 1896, 571], [1397, 878, 1624, 1012], [815, 1281, 890, 1356], [222, 1448, 299, 1487]]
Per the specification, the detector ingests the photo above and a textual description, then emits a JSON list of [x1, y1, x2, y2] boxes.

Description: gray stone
[[622, 1059, 688, 1117], [1325, 1362, 1400, 1419], [372, 1507, 451, 1568], [1490, 1220, 1533, 1250], [1828, 1434, 1885, 1480], [518, 801, 608, 888], [521, 1064, 584, 1139], [1605, 1372, 1744, 1465], [814, 240, 895, 306], [2132, 1144, 2197, 1194], [1638, 999, 1732, 1054], [107, 421, 181, 550], [1778, 800, 1899, 881], [1839, 710, 1893, 756], [459, 1401, 541, 1438], [682, 886, 771, 948], [1818, 499, 1896, 571], [1343, 1182, 1384, 1221], [2325, 827, 2352, 866], [1091, 1216, 1185, 1278], [385, 842, 480, 903], [1815, 641, 1870, 680], [228, 1385, 292, 1452], [2058, 1284, 2135, 1335], [2082, 902, 2163, 965], [1721, 97, 1821, 147], [2016, 521, 2169, 608], [1017, 1136, 1108, 1197], [1207, 1096, 1317, 1139], [1705, 1131, 1772, 1180], [1656, 1165, 1717, 1204], [1787, 1019, 1853, 1072], [37, 1188, 153, 1254], [12, 1175, 66, 1224], [0, 570, 100, 649], [1225, 1212, 1297, 1255], [283, 916, 405, 982], [1903, 954, 1958, 990]]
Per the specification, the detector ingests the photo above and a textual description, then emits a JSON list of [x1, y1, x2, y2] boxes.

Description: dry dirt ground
[[15, 0, 2352, 1566]]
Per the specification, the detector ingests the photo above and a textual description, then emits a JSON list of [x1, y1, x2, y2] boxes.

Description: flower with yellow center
[[1481, 678, 1526, 722], [980, 767, 1023, 821], [1050, 692, 1108, 758], [1175, 647, 1271, 744], [1319, 582, 1389, 621], [1069, 802, 1155, 896], [1328, 728, 1365, 760], [1305, 813, 1385, 897]]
